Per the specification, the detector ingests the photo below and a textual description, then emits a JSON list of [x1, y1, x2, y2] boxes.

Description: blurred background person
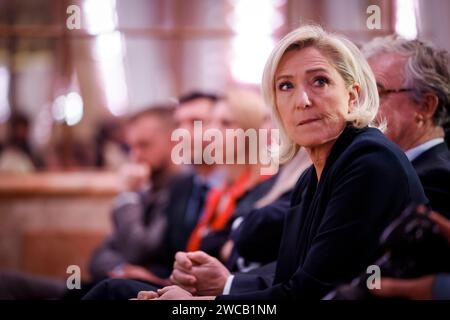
[[76, 91, 226, 296], [165, 91, 225, 261], [364, 36, 450, 218], [89, 105, 183, 285], [0, 113, 36, 172], [185, 89, 275, 260], [94, 119, 128, 170], [0, 105, 184, 299]]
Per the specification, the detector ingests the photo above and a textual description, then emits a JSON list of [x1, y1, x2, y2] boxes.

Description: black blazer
[[89, 173, 197, 281], [219, 126, 427, 300], [230, 193, 291, 268], [230, 262, 277, 294], [411, 142, 450, 218], [165, 173, 199, 255]]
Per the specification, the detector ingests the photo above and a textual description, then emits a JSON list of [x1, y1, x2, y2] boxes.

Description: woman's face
[[207, 101, 240, 162], [275, 46, 357, 149]]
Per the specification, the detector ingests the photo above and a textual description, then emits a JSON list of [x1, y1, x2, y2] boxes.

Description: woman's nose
[[295, 91, 311, 109]]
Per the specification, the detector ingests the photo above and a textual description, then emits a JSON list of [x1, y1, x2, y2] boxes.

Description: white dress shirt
[[405, 138, 445, 162]]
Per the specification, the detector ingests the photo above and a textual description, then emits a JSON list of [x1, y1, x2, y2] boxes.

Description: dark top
[[411, 142, 450, 219], [445, 130, 450, 148], [229, 193, 291, 268], [219, 126, 428, 300], [89, 173, 200, 281], [165, 173, 203, 256]]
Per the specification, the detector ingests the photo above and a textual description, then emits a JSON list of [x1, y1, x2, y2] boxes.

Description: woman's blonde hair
[[262, 25, 379, 163], [225, 88, 267, 131]]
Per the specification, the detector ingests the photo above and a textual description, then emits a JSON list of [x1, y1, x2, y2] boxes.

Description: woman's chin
[[294, 135, 338, 150], [293, 135, 322, 148]]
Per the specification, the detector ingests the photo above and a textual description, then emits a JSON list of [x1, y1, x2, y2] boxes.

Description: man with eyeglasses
[[363, 36, 450, 219], [362, 36, 450, 300]]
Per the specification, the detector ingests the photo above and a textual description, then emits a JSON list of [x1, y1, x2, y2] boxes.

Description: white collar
[[405, 138, 445, 161]]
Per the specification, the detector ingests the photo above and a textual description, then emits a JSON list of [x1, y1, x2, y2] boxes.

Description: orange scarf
[[186, 169, 252, 252]]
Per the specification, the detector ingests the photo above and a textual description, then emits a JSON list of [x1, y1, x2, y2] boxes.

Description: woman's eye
[[313, 77, 329, 87], [278, 82, 293, 91]]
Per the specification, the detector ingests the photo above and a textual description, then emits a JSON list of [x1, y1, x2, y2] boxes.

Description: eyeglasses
[[377, 87, 414, 99]]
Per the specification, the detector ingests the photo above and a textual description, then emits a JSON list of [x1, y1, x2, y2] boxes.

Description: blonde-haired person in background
[[184, 88, 274, 259]]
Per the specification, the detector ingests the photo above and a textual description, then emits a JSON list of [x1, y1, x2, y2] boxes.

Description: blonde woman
[[185, 88, 272, 257], [91, 25, 429, 300]]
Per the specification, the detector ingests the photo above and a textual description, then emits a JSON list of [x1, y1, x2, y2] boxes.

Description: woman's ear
[[348, 83, 360, 113]]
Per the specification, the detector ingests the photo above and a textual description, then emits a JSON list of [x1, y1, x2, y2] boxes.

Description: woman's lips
[[297, 118, 321, 126]]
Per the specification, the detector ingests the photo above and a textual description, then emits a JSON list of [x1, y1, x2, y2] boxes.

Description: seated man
[[91, 92, 224, 284], [89, 106, 183, 284], [363, 35, 450, 218], [316, 35, 450, 301], [0, 94, 220, 300], [0, 105, 185, 300]]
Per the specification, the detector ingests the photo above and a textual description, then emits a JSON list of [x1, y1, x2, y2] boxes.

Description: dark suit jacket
[[445, 130, 450, 148], [164, 174, 196, 252], [219, 126, 427, 300], [230, 262, 277, 294], [411, 142, 450, 218], [229, 193, 291, 268], [89, 173, 197, 281]]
